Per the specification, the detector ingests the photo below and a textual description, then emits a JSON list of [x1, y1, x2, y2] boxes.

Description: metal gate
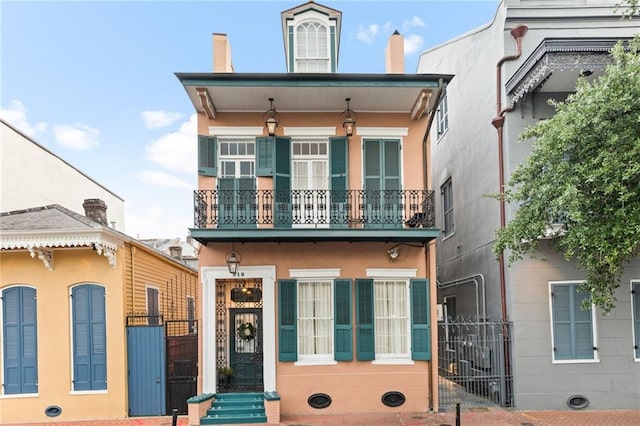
[[166, 320, 198, 414], [438, 321, 512, 409], [126, 325, 166, 416]]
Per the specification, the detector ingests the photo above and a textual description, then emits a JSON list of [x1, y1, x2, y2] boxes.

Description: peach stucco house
[[177, 2, 452, 423], [0, 201, 198, 423]]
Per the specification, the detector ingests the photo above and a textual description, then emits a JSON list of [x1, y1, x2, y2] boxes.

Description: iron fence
[[194, 189, 435, 228], [438, 320, 513, 409]]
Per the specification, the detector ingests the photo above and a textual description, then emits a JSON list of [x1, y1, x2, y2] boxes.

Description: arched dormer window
[[296, 21, 329, 72]]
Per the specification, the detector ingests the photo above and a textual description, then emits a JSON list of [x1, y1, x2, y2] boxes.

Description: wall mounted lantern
[[341, 97, 357, 137], [225, 244, 242, 275], [263, 98, 280, 136]]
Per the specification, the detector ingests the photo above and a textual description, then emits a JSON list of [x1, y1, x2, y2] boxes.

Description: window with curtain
[[295, 21, 329, 72], [374, 280, 409, 357], [298, 280, 333, 359], [550, 282, 597, 362]]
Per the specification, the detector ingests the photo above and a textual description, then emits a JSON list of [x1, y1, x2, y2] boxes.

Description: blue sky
[[1, 0, 499, 240]]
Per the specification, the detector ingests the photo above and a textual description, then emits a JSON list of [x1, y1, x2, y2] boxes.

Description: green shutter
[[256, 136, 275, 176], [278, 280, 297, 362], [2, 286, 38, 394], [356, 279, 374, 360], [288, 26, 295, 72], [633, 283, 640, 359], [410, 279, 431, 360], [330, 26, 336, 72], [334, 279, 353, 361], [198, 136, 217, 176], [274, 137, 291, 228], [330, 137, 348, 193], [383, 139, 401, 191]]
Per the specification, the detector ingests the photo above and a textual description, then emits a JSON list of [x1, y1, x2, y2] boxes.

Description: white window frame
[[549, 280, 599, 364], [436, 91, 448, 140], [295, 19, 330, 73], [217, 136, 255, 179], [366, 268, 416, 365], [290, 269, 340, 366]]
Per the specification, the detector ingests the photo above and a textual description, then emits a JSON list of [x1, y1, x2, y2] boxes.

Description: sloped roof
[[1, 204, 196, 272]]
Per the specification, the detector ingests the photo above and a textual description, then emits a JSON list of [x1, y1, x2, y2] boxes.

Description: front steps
[[200, 392, 267, 425]]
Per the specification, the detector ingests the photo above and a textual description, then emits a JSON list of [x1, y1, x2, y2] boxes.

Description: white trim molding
[[289, 268, 340, 278], [208, 126, 264, 136], [356, 127, 408, 137], [284, 127, 336, 136], [366, 268, 417, 278]]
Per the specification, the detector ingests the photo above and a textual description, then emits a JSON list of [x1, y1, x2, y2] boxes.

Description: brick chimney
[[169, 245, 183, 260], [385, 30, 405, 74], [213, 33, 234, 72], [83, 199, 108, 226]]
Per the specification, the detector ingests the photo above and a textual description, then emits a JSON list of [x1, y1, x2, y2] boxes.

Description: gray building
[[419, 0, 639, 410]]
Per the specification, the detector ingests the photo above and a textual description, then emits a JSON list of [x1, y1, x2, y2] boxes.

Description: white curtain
[[298, 281, 333, 355], [374, 280, 408, 355]]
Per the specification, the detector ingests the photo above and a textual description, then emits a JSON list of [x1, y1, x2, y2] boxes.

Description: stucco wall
[[0, 248, 127, 423], [0, 120, 125, 230]]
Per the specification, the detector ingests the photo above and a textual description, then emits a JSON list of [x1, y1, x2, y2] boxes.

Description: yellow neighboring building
[[0, 201, 198, 424]]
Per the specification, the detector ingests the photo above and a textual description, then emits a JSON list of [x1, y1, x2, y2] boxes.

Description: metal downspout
[[491, 24, 528, 403], [491, 23, 528, 324]]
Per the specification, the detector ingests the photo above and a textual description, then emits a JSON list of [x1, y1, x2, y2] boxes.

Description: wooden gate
[[126, 325, 166, 416]]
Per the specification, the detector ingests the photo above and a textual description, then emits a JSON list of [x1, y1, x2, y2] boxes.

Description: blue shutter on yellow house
[[278, 280, 297, 361], [634, 283, 640, 359], [410, 279, 431, 360], [356, 279, 375, 360], [72, 284, 107, 390], [198, 135, 217, 176], [334, 279, 353, 361], [2, 286, 38, 394]]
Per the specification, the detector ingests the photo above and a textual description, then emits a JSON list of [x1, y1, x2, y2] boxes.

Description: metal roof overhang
[[189, 228, 440, 245], [175, 72, 453, 117]]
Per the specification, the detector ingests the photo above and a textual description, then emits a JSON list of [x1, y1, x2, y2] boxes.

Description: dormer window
[[281, 2, 341, 73], [296, 21, 329, 72]]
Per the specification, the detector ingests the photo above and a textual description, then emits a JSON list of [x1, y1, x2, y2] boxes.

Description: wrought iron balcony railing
[[194, 189, 435, 229]]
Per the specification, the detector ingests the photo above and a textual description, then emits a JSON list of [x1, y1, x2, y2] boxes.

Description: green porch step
[[201, 393, 267, 425]]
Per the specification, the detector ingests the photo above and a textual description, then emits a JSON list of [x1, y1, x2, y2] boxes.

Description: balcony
[[191, 189, 438, 244]]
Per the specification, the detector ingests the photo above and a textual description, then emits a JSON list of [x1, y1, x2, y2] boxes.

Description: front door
[[229, 308, 263, 391]]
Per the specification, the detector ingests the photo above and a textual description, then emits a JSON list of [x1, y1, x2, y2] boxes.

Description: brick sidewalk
[[5, 408, 640, 426]]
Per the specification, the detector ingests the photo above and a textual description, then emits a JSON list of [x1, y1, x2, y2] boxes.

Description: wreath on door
[[237, 322, 256, 341]]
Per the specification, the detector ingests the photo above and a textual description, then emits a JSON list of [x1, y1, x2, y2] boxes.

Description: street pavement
[[5, 407, 640, 426]]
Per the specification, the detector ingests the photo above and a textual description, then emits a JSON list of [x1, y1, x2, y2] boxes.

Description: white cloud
[[145, 113, 197, 173], [0, 100, 47, 137], [53, 123, 100, 150], [356, 24, 379, 44], [139, 170, 191, 189], [125, 202, 192, 240], [140, 110, 184, 129], [404, 34, 424, 55], [403, 16, 425, 32]]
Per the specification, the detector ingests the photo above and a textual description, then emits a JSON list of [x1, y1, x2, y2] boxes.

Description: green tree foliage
[[494, 36, 640, 314]]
